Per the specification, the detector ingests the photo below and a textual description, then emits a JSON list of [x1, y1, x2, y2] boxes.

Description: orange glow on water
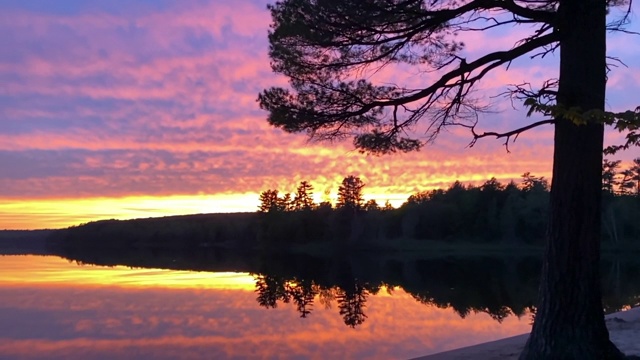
[[0, 255, 533, 359], [0, 256, 256, 290]]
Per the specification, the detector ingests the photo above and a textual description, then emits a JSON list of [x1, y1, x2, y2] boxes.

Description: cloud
[[1, 1, 639, 228]]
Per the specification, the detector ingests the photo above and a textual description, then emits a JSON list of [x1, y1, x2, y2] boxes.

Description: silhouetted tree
[[293, 181, 315, 210], [336, 176, 365, 211], [364, 199, 380, 211], [259, 1, 639, 356], [619, 168, 635, 195], [317, 201, 333, 211], [258, 189, 280, 213], [277, 192, 294, 212], [602, 159, 621, 194], [500, 183, 522, 243], [255, 274, 291, 308], [289, 280, 318, 318], [406, 190, 433, 205], [337, 283, 368, 328], [317, 287, 337, 309], [258, 189, 294, 213], [521, 172, 549, 193], [629, 158, 640, 196], [481, 177, 505, 193]]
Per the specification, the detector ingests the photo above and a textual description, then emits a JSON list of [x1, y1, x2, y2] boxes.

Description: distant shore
[[0, 229, 53, 255], [3, 210, 640, 257]]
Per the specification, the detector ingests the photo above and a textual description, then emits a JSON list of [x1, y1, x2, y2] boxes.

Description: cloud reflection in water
[[0, 256, 532, 359]]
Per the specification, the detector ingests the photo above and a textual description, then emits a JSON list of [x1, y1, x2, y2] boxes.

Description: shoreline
[[413, 307, 640, 359]]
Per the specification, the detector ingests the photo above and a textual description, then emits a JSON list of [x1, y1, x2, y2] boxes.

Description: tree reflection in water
[[254, 275, 368, 326], [48, 244, 640, 329], [251, 255, 640, 328]]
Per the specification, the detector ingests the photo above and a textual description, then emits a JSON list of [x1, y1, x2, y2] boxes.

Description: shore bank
[[414, 307, 640, 359]]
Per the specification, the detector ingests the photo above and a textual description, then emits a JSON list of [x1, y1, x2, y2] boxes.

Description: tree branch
[[354, 32, 558, 114], [498, 0, 555, 23], [468, 119, 556, 152]]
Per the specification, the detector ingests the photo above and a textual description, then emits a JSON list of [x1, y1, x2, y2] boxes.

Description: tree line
[[258, 177, 394, 213], [256, 158, 640, 246], [258, 158, 640, 246], [47, 158, 640, 255], [602, 158, 640, 195], [260, 158, 640, 212]]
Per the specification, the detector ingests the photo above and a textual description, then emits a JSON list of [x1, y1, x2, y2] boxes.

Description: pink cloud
[[1, 1, 639, 229]]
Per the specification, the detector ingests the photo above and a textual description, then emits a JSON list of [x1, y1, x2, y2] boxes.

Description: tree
[[336, 176, 365, 211], [629, 158, 640, 196], [258, 189, 280, 213], [364, 199, 380, 211], [258, 189, 292, 212], [293, 181, 315, 210], [336, 283, 368, 328], [382, 200, 395, 211], [521, 172, 549, 193], [277, 192, 294, 212], [619, 168, 635, 195], [259, 1, 637, 358], [480, 177, 505, 193], [602, 159, 621, 194]]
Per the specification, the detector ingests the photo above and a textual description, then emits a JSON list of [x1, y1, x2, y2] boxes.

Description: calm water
[[0, 255, 536, 360]]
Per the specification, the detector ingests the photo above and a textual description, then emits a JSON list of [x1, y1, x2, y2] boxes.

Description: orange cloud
[[1, 1, 638, 229]]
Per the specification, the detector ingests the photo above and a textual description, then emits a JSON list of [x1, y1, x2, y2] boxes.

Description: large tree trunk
[[519, 0, 625, 358]]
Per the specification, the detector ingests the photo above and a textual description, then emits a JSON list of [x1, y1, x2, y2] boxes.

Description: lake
[[1, 253, 638, 359]]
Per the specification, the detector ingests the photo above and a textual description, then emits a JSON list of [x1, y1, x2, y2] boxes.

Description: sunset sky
[[2, 0, 640, 229]]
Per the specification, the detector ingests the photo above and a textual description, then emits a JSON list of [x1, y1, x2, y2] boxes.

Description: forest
[[254, 158, 640, 247], [46, 158, 640, 253]]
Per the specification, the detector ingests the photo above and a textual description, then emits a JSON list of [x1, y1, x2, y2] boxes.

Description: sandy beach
[[414, 307, 640, 359]]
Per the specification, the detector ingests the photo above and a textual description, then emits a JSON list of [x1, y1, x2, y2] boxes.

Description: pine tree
[[259, 1, 638, 357], [336, 176, 365, 211], [293, 181, 315, 210]]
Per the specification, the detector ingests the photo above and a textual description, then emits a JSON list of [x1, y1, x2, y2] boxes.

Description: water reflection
[[249, 255, 533, 327], [247, 253, 640, 328], [45, 246, 640, 324], [255, 275, 369, 327], [2, 249, 639, 359], [0, 255, 255, 289], [0, 256, 533, 360]]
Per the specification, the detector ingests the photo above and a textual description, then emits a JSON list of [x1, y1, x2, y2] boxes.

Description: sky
[[1, 0, 640, 229]]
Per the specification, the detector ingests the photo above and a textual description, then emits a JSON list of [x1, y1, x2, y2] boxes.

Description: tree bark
[[520, 0, 626, 358]]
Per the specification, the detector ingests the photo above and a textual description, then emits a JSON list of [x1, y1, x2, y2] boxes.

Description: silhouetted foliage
[[337, 283, 368, 327], [258, 190, 282, 213], [603, 159, 622, 194], [293, 181, 315, 211], [336, 176, 365, 211]]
